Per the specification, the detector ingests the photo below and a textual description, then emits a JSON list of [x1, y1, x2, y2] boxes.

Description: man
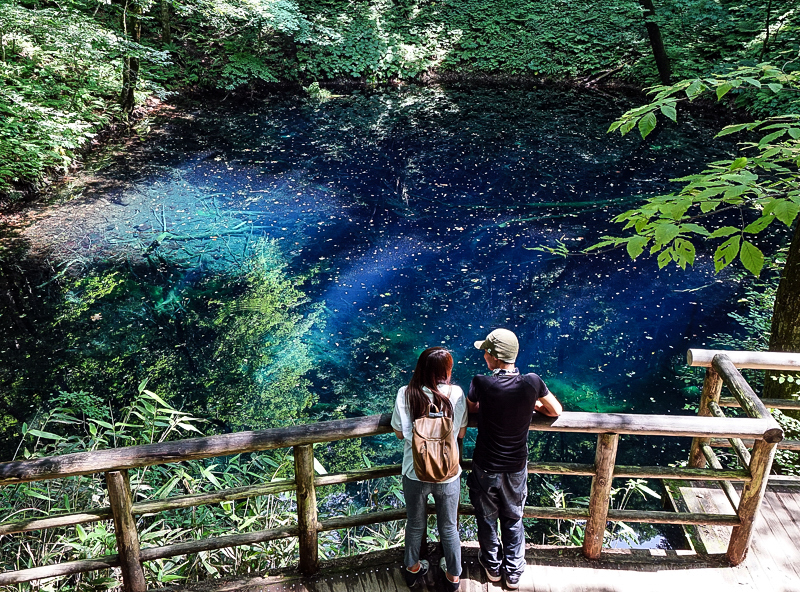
[[466, 328, 562, 590]]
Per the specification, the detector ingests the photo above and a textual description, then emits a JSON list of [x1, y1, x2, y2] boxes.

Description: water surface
[[2, 85, 749, 544]]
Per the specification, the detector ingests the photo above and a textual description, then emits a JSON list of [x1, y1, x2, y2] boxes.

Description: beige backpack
[[411, 396, 460, 483]]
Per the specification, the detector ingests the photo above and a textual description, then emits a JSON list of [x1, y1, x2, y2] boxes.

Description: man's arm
[[535, 391, 562, 417], [394, 430, 404, 440], [466, 377, 479, 413]]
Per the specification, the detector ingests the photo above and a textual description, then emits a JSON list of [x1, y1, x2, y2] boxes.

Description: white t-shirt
[[390, 383, 469, 483]]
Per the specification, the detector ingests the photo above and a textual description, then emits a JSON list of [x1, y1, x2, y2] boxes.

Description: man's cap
[[474, 329, 519, 363]]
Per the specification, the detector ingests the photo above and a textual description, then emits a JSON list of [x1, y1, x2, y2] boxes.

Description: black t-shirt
[[467, 371, 548, 472]]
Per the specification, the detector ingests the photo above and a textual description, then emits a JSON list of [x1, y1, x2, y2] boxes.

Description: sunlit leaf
[[714, 235, 741, 272], [709, 226, 738, 238], [626, 235, 649, 260], [638, 112, 657, 139], [740, 240, 764, 277], [743, 215, 774, 234]]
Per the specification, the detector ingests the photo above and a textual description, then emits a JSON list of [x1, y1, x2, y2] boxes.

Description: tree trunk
[[764, 220, 800, 405], [160, 0, 171, 44], [120, 1, 142, 116], [638, 0, 671, 85]]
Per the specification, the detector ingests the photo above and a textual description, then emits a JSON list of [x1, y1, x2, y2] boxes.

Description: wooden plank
[[687, 348, 800, 370], [663, 479, 734, 554], [689, 367, 723, 468], [613, 464, 750, 481], [315, 465, 401, 487], [727, 439, 777, 565], [106, 470, 146, 592], [295, 444, 319, 575], [710, 437, 800, 452], [583, 433, 618, 559], [751, 491, 800, 580], [605, 508, 739, 526], [134, 479, 296, 514], [460, 557, 484, 592]]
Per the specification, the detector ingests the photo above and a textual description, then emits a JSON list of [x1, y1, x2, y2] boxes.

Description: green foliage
[[438, 0, 643, 77], [543, 476, 660, 546], [592, 64, 800, 276], [0, 2, 169, 195]]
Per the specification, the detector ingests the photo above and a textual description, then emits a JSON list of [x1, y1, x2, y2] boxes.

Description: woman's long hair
[[405, 347, 454, 421]]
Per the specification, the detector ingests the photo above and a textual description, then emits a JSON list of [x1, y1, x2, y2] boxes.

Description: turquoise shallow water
[[2, 85, 753, 545]]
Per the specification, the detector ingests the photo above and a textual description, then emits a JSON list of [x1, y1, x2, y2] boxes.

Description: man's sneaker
[[403, 559, 429, 588], [478, 554, 501, 583], [504, 571, 521, 590], [439, 557, 461, 591]]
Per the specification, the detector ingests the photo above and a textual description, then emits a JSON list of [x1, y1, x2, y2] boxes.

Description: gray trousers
[[402, 475, 462, 577], [467, 462, 527, 578]]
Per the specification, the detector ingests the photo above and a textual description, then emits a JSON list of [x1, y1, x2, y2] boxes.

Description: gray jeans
[[402, 475, 462, 577], [467, 462, 527, 578]]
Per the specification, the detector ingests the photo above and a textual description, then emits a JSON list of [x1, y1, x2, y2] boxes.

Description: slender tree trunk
[[764, 221, 800, 405], [161, 0, 171, 44], [120, 1, 142, 116], [638, 0, 671, 85], [761, 0, 773, 60]]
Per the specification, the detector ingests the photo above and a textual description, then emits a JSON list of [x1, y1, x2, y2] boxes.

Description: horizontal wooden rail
[[711, 438, 800, 452], [0, 460, 751, 537], [688, 349, 800, 370], [0, 415, 395, 486], [0, 412, 783, 487], [719, 397, 800, 411]]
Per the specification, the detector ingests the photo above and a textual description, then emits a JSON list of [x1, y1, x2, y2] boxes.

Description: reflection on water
[[2, 85, 746, 543]]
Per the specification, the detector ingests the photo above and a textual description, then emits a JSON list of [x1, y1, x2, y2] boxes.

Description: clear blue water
[[5, 85, 749, 545]]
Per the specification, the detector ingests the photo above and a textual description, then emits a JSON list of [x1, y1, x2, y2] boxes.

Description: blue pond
[[9, 85, 751, 544]]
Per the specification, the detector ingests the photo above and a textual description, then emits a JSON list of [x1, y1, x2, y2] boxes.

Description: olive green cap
[[474, 328, 519, 363]]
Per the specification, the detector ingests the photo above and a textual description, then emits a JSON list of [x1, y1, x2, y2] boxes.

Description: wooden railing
[[0, 349, 793, 590]]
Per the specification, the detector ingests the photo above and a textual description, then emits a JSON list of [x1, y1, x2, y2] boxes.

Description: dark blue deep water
[[4, 85, 752, 546]]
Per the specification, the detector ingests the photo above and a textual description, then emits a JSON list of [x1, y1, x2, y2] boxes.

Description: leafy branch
[[590, 64, 800, 277]]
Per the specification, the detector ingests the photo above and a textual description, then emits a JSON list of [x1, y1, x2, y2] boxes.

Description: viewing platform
[[2, 349, 800, 591]]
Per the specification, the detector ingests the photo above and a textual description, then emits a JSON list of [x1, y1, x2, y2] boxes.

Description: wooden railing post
[[689, 367, 724, 468], [727, 438, 777, 565], [294, 444, 319, 575], [106, 470, 146, 592], [583, 433, 618, 559]]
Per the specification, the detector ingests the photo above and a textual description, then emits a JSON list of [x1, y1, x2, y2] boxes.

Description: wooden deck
[[160, 482, 800, 592]]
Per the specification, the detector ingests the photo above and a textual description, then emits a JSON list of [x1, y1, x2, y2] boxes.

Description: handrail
[[0, 412, 781, 486], [687, 348, 800, 370], [0, 349, 788, 589], [686, 349, 786, 566]]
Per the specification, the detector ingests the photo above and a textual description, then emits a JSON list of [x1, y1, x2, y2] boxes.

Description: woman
[[391, 347, 468, 591]]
